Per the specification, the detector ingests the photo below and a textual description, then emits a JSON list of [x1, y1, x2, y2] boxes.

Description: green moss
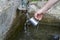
[[32, 0, 38, 1]]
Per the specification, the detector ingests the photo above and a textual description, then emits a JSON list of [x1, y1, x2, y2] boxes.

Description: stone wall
[[0, 0, 20, 40], [0, 1, 60, 40]]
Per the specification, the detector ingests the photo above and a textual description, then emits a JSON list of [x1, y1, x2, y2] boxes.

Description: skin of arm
[[34, 0, 59, 20], [40, 0, 59, 13]]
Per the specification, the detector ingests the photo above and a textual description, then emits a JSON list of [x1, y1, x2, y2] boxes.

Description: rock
[[0, 0, 20, 40], [0, 1, 60, 40]]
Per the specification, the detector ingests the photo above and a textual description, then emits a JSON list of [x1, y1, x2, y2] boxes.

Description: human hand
[[34, 10, 44, 21]]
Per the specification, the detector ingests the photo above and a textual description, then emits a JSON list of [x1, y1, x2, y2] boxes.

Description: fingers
[[38, 14, 43, 20], [34, 13, 43, 21]]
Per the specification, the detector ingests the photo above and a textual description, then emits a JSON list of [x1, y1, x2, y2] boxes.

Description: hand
[[34, 10, 44, 21]]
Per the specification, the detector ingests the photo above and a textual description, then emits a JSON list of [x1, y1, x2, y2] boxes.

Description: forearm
[[40, 0, 59, 13]]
